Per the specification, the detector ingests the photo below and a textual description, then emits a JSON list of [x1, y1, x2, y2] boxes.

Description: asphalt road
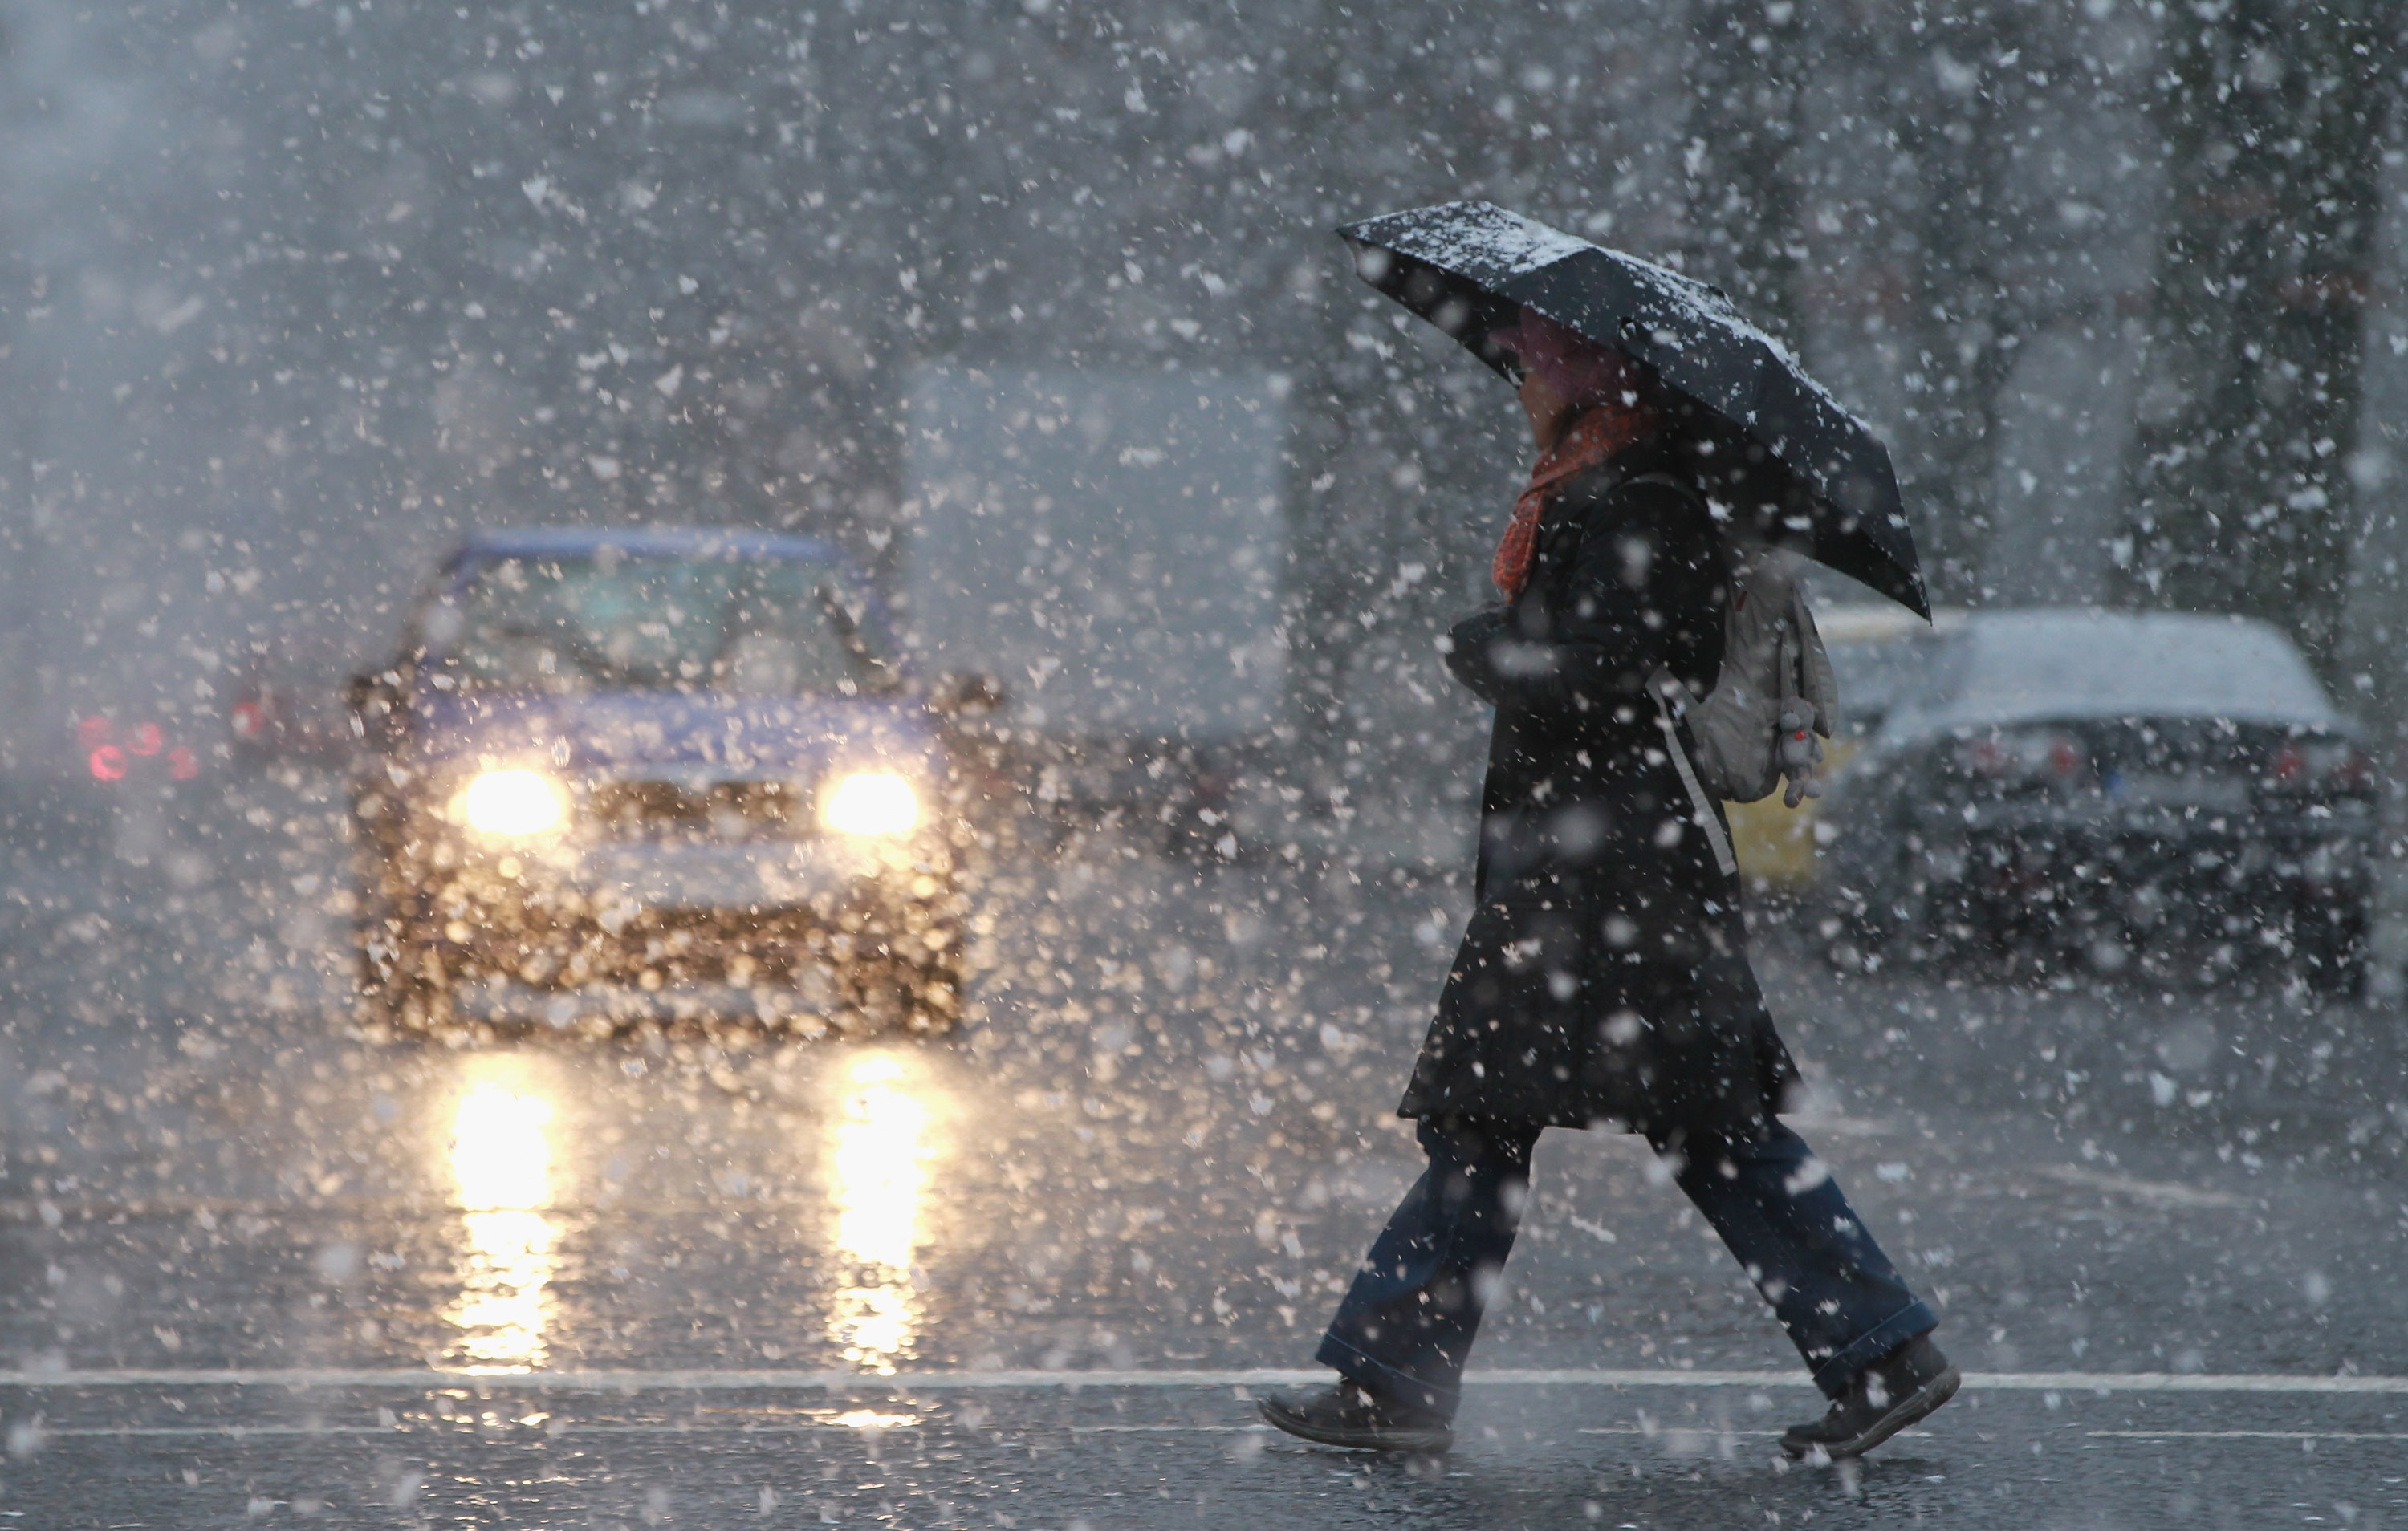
[[1, 771, 2403, 1527]]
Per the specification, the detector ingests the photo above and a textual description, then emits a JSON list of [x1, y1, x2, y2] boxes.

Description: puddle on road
[[824, 1050, 942, 1374], [443, 1057, 564, 1372]]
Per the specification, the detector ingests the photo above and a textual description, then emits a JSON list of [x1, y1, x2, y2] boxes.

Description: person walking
[[1257, 303, 1958, 1462]]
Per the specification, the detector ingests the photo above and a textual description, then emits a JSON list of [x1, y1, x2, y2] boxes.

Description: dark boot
[[1780, 1335, 1960, 1461], [1256, 1380, 1454, 1453]]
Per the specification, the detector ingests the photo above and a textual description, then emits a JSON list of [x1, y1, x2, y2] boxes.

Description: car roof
[[1885, 608, 2346, 735], [454, 526, 854, 568]]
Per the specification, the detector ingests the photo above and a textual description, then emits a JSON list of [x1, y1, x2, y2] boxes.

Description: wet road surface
[[14, 1375, 2408, 1529], [2, 773, 2404, 1525]]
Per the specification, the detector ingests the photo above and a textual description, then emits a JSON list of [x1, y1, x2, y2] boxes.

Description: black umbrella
[[1337, 200, 1929, 620]]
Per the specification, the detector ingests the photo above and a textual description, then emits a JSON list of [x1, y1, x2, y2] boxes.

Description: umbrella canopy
[[1337, 201, 1929, 620]]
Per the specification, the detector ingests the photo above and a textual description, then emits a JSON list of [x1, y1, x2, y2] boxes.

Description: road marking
[[2089, 1430, 2408, 1443], [1073, 1424, 1267, 1434], [0, 1368, 2400, 1395], [1949, 1373, 2408, 1395], [0, 1368, 1339, 1391], [27, 1422, 2404, 1445], [27, 1427, 401, 1440], [2035, 1165, 2256, 1211], [20, 1423, 918, 1440], [1579, 1427, 1786, 1437]]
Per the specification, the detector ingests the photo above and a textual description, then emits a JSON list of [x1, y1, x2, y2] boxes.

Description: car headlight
[[459, 769, 570, 838], [820, 770, 919, 836]]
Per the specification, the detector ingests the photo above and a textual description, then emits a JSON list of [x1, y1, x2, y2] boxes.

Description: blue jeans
[[1316, 1117, 1937, 1419]]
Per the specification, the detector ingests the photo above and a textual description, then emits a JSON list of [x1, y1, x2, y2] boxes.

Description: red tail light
[[1958, 729, 2088, 784], [2329, 745, 2376, 792], [168, 745, 200, 781], [89, 745, 128, 782], [75, 716, 113, 749], [2310, 741, 2373, 790], [230, 700, 266, 739], [127, 721, 164, 757], [2272, 738, 2372, 792]]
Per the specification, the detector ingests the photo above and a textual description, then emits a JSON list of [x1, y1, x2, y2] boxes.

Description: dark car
[[348, 527, 981, 1037], [1817, 610, 2377, 992], [228, 636, 360, 766]]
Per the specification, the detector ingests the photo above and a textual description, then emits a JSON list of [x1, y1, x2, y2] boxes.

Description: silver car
[[1816, 610, 2377, 992]]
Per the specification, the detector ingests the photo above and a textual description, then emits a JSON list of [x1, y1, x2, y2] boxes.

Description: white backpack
[[1680, 543, 1838, 808]]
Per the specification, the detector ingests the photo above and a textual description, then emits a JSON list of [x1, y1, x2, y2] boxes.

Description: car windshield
[[422, 554, 896, 697]]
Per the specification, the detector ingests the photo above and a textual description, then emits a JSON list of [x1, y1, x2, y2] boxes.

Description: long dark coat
[[1397, 437, 1799, 1137]]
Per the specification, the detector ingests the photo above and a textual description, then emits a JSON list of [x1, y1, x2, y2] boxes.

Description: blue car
[[348, 526, 974, 1036]]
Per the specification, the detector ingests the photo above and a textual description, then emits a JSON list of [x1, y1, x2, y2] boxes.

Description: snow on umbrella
[[1338, 200, 1930, 620]]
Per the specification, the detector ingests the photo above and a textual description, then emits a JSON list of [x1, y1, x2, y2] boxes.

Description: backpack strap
[[1551, 463, 1702, 525], [1648, 667, 1740, 879], [1545, 466, 1709, 579], [1619, 470, 1696, 496]]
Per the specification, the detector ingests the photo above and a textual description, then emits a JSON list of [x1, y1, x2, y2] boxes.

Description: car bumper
[[527, 836, 948, 913], [1906, 806, 2374, 916], [380, 830, 961, 992], [409, 827, 954, 912], [447, 977, 856, 1029]]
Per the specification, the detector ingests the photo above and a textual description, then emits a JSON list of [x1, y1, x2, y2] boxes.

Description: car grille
[[588, 778, 811, 841]]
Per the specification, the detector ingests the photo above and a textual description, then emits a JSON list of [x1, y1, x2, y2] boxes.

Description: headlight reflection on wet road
[[827, 1052, 938, 1374], [445, 1060, 562, 1373]]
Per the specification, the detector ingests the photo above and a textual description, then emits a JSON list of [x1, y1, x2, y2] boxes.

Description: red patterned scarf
[[1491, 404, 1662, 599]]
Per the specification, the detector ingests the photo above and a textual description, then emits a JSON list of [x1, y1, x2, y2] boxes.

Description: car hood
[[411, 689, 944, 778]]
